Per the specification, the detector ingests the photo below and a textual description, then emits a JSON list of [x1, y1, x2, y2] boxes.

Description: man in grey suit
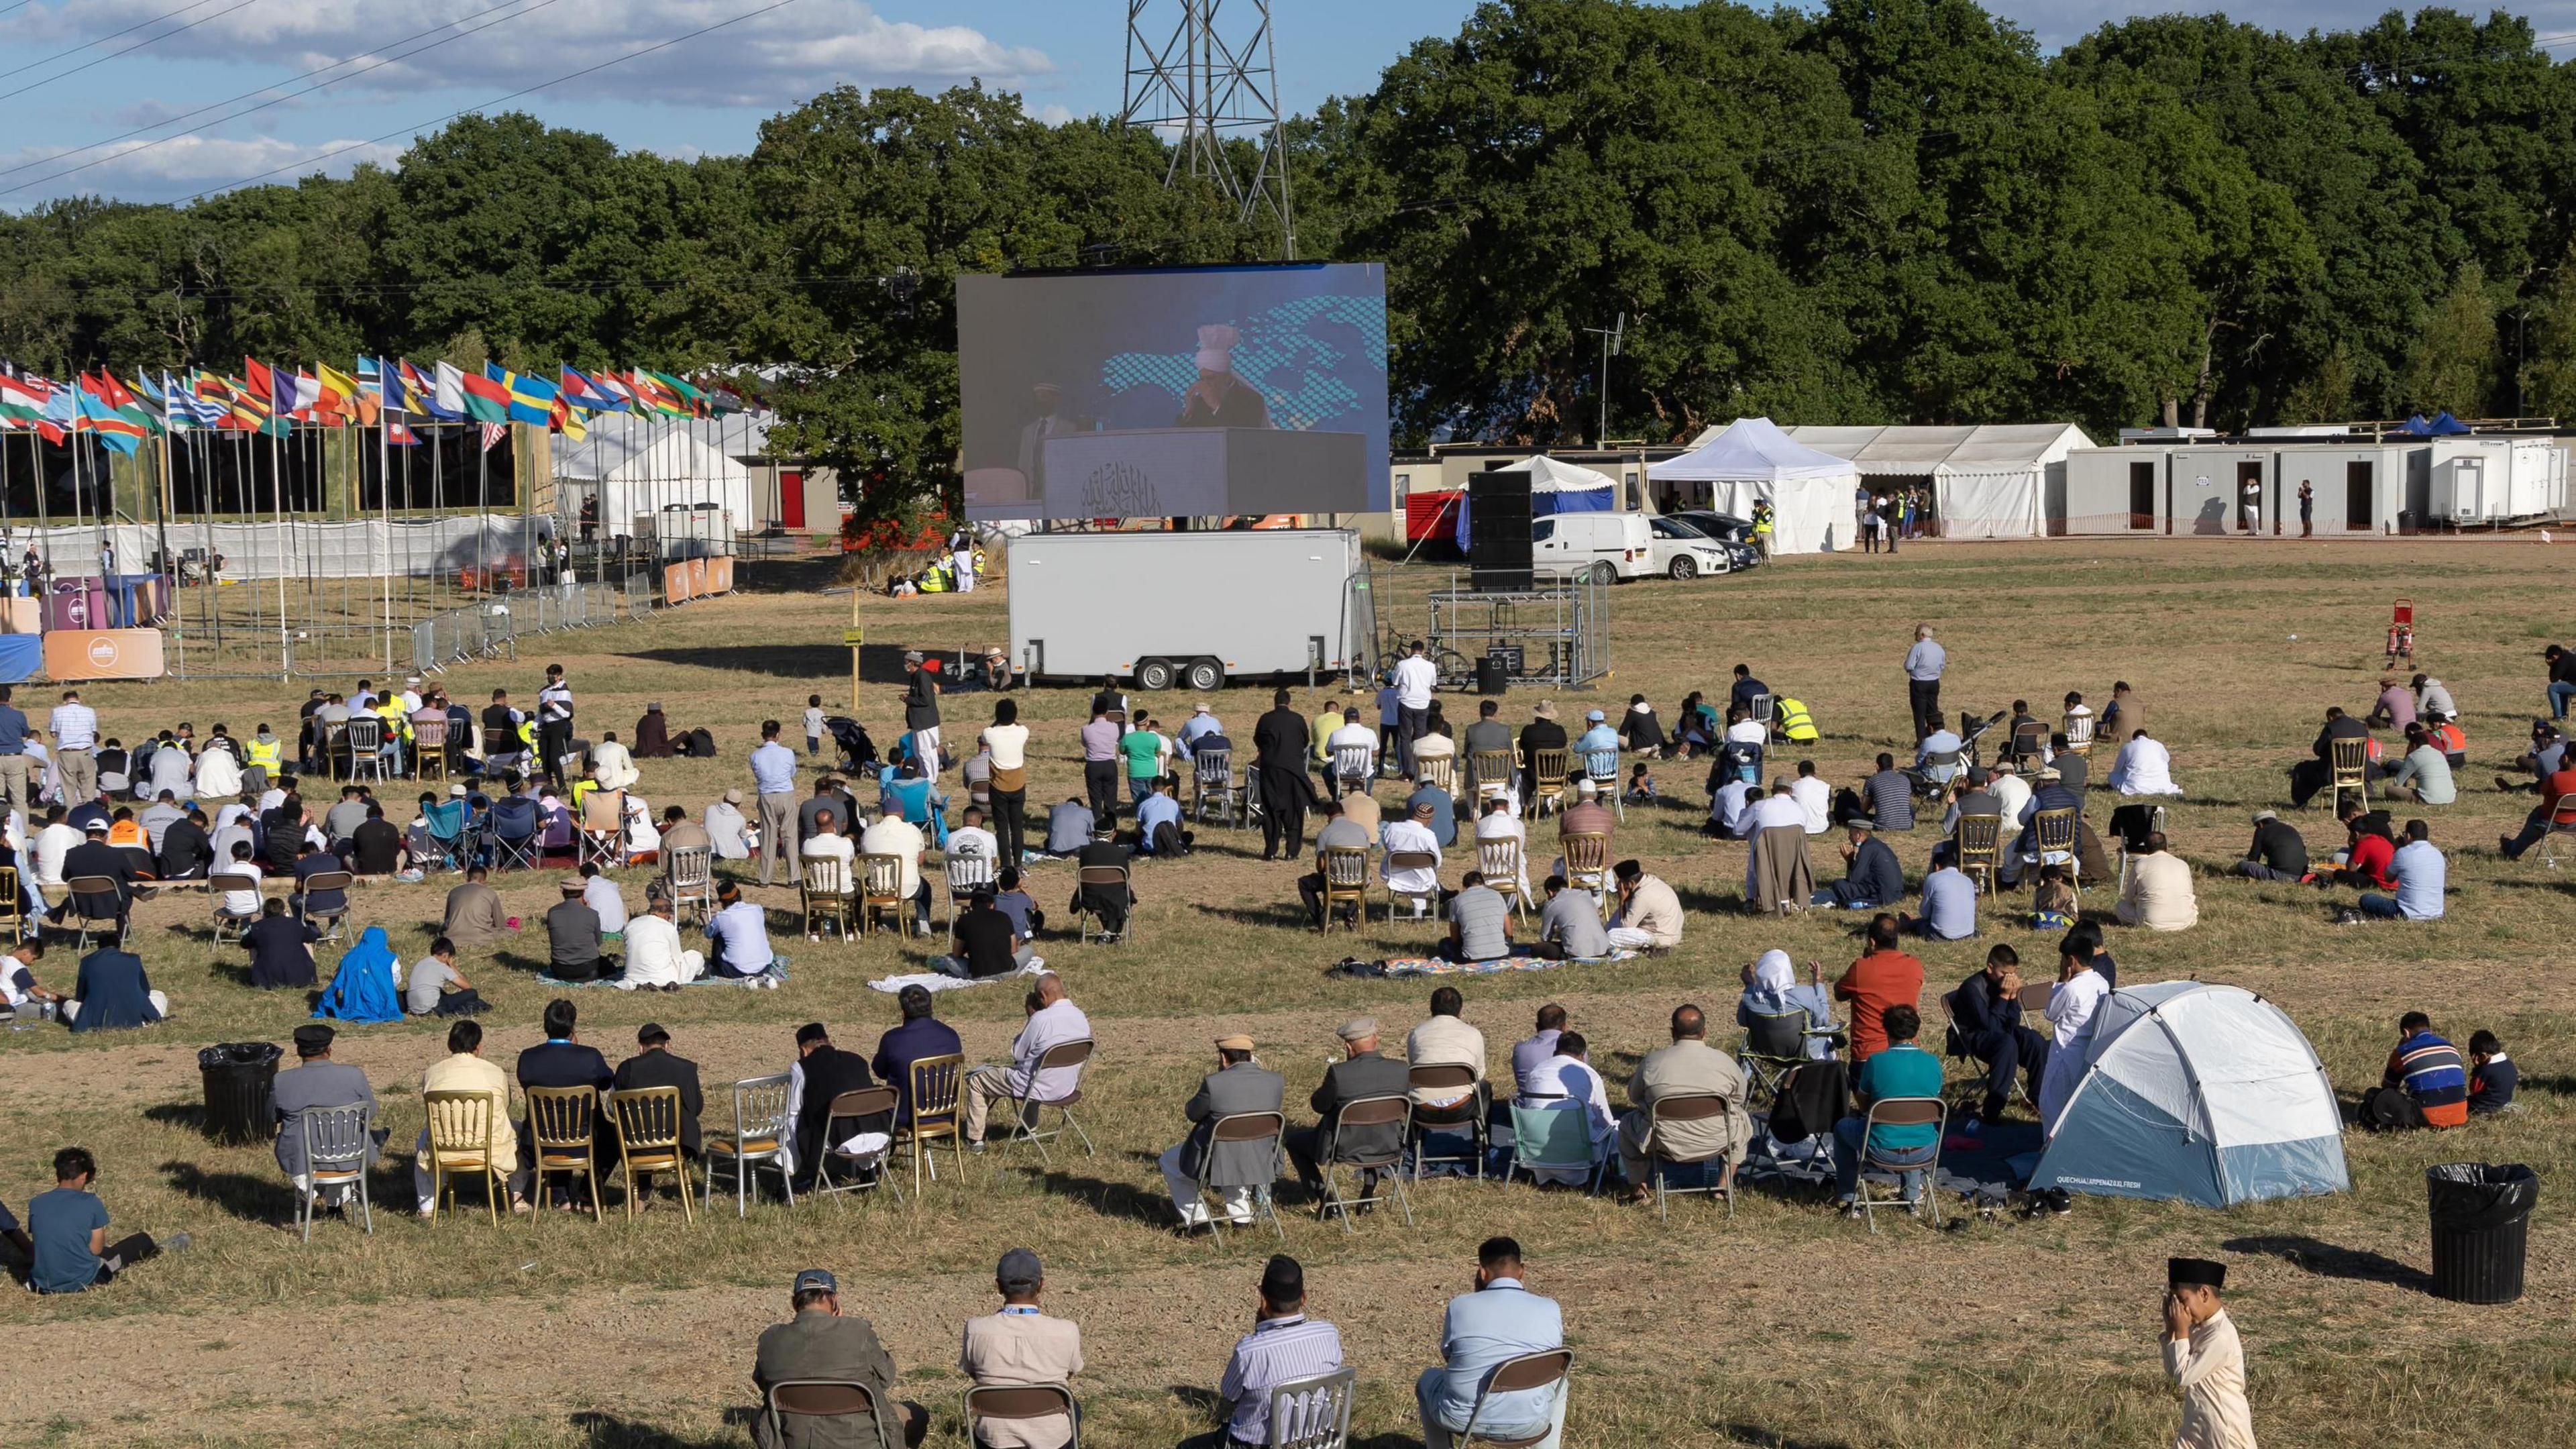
[[1158, 1032, 1284, 1229], [751, 1267, 928, 1448], [272, 1024, 377, 1212], [1286, 1017, 1412, 1204], [1614, 1004, 1754, 1206]]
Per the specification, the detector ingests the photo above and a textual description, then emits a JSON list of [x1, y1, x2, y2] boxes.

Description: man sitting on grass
[[1440, 870, 1511, 963], [2349, 819, 2444, 923], [2114, 832, 2198, 932], [2360, 1011, 2468, 1129], [28, 1146, 186, 1293]]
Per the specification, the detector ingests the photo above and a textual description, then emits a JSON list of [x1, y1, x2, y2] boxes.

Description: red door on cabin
[[780, 471, 804, 529]]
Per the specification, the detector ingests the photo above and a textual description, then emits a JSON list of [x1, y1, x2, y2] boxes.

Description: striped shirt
[[1220, 1314, 1344, 1445], [2391, 1031, 2467, 1107]]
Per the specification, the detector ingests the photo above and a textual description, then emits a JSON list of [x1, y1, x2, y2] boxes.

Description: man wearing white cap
[[704, 788, 753, 861], [1177, 323, 1271, 428]]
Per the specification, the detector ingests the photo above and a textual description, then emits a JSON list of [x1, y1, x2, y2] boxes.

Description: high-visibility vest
[[1772, 695, 1819, 743], [246, 736, 282, 771]]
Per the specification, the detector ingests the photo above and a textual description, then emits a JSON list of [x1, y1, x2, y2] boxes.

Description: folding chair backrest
[[1530, 749, 1568, 786], [947, 852, 998, 894], [858, 854, 904, 900], [427, 800, 469, 840], [1862, 1095, 1944, 1166], [1333, 1093, 1409, 1149], [582, 790, 624, 832], [303, 870, 354, 896], [611, 1085, 685, 1156], [1561, 832, 1609, 876], [423, 1089, 497, 1166], [1409, 1063, 1476, 1097], [1267, 1366, 1357, 1449], [1955, 813, 2001, 862], [734, 1073, 794, 1141], [525, 1085, 597, 1155], [301, 1101, 372, 1171], [1652, 1092, 1728, 1126], [803, 857, 849, 894], [1036, 1039, 1094, 1076], [2330, 735, 2369, 780], [1194, 749, 1234, 788], [1421, 755, 1456, 792], [346, 716, 383, 751], [827, 1085, 899, 1126], [909, 1054, 965, 1123], [1509, 1103, 1597, 1172], [668, 846, 712, 894], [1386, 849, 1440, 875], [1477, 836, 1521, 882], [1743, 1010, 1807, 1062], [1485, 1348, 1573, 1396], [1332, 742, 1373, 778], [1214, 1110, 1285, 1142], [966, 1383, 1077, 1430], [492, 796, 539, 839], [769, 1380, 887, 1449], [1583, 747, 1618, 784], [2017, 982, 2055, 1014], [1470, 749, 1516, 786], [1322, 846, 1370, 888], [1750, 693, 1774, 725], [0, 865, 22, 932], [2032, 807, 2078, 856], [2063, 710, 2094, 752], [1077, 863, 1127, 890], [414, 714, 450, 747], [207, 871, 259, 900]]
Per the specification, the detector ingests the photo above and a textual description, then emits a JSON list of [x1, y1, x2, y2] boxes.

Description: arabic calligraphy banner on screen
[[956, 263, 1389, 522]]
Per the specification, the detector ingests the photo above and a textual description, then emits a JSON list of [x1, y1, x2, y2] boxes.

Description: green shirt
[[1857, 1043, 1944, 1151], [1120, 729, 1163, 780]]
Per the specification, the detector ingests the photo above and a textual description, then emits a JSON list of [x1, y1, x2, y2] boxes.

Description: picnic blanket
[[868, 957, 1047, 995], [1330, 949, 1641, 979], [537, 960, 790, 990]]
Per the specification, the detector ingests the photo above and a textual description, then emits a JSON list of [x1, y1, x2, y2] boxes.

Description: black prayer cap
[[292, 1024, 335, 1056], [2168, 1256, 2226, 1289], [1260, 1254, 1304, 1303]]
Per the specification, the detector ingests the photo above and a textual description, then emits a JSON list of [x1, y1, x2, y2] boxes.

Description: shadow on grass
[[568, 1408, 758, 1448], [160, 1159, 299, 1224], [2220, 1234, 2436, 1293], [1714, 1422, 1862, 1449], [1191, 902, 1313, 931], [143, 1102, 210, 1133], [624, 641, 946, 687], [1038, 1163, 1186, 1230]]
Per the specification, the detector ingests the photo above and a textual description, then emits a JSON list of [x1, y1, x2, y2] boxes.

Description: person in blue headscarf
[[312, 926, 404, 1024]]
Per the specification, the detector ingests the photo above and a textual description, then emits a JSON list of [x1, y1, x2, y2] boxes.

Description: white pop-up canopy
[[1454, 454, 1619, 550], [1649, 417, 1857, 553], [555, 424, 755, 533]]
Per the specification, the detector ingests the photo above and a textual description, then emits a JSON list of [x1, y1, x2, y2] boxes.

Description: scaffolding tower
[[1120, 0, 1295, 257]]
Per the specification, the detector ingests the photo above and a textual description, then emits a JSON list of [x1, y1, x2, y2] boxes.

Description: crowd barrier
[[409, 580, 637, 676]]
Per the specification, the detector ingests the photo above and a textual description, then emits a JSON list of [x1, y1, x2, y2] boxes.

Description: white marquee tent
[[554, 425, 755, 535], [1452, 455, 1617, 551], [1784, 423, 2094, 539], [1648, 417, 1856, 554]]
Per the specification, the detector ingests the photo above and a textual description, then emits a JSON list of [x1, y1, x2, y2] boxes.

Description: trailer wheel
[[1589, 560, 1617, 585], [1134, 657, 1177, 692], [1184, 657, 1226, 692]]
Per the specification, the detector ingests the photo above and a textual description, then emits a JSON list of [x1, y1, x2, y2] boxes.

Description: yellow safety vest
[[1772, 695, 1819, 743], [246, 736, 282, 771], [376, 702, 411, 740]]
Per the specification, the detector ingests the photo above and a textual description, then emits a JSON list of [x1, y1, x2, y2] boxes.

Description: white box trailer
[[1008, 529, 1366, 691], [2426, 437, 2560, 523]]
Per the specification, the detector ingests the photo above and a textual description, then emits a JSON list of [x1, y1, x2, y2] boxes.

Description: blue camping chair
[[422, 798, 472, 871], [485, 795, 541, 871]]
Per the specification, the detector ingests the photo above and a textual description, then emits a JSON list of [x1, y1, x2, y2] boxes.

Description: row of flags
[[0, 360, 757, 458]]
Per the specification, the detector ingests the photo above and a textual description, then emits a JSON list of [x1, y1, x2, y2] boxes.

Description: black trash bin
[[1475, 653, 1509, 697], [2426, 1162, 2538, 1304], [198, 1041, 282, 1145]]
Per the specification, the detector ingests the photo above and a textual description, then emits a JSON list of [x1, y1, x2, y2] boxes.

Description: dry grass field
[[1, 535, 2572, 1448]]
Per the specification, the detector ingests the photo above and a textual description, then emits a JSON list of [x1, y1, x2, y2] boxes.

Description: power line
[[0, 0, 566, 195], [0, 0, 268, 104], [0, 0, 225, 81], [174, 0, 806, 204]]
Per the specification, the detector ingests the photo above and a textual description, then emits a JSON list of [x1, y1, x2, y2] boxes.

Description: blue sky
[[0, 1, 2539, 208]]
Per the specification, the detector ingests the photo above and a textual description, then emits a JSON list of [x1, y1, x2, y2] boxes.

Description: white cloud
[[1034, 103, 1074, 125], [0, 0, 1055, 110], [0, 133, 405, 203], [1995, 1, 2576, 50]]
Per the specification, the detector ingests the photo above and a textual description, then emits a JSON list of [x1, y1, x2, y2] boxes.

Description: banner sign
[[44, 629, 166, 681]]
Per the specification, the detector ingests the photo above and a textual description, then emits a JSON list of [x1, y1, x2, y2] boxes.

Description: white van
[[1531, 511, 1661, 582]]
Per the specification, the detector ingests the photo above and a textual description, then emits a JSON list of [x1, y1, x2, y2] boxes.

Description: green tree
[[2402, 264, 2500, 415]]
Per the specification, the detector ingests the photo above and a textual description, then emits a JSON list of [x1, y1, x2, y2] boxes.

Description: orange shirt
[[1834, 949, 1925, 1061]]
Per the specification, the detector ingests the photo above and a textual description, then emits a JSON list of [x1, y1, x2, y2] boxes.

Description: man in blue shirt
[[1406, 774, 1458, 849], [1573, 710, 1620, 775], [1900, 844, 1978, 941], [1832, 1004, 1945, 1208], [2356, 819, 2447, 921], [1417, 1236, 1565, 1448], [1902, 625, 1945, 740], [1177, 703, 1224, 761], [870, 985, 964, 1130], [749, 720, 802, 888], [1135, 775, 1191, 857], [1220, 1255, 1345, 1448], [27, 1146, 184, 1293], [704, 881, 779, 978]]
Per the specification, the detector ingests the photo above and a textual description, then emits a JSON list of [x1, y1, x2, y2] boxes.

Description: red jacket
[[2347, 833, 2397, 889]]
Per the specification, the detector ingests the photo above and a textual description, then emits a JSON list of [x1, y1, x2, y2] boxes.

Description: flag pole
[[379, 374, 394, 674], [271, 421, 289, 679]]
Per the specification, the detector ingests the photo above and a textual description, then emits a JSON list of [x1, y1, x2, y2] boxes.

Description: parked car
[[1532, 512, 1654, 583], [1644, 515, 1740, 580], [1669, 510, 1764, 571]]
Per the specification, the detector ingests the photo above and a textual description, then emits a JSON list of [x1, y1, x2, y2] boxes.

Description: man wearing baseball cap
[[751, 1267, 928, 1446], [960, 1248, 1083, 1448], [1285, 1019, 1409, 1207], [1159, 1033, 1284, 1229]]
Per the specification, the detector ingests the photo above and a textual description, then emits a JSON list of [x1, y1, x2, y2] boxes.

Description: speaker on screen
[[1468, 470, 1534, 592]]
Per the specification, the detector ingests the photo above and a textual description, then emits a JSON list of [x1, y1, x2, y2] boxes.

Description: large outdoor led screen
[[956, 262, 1389, 521]]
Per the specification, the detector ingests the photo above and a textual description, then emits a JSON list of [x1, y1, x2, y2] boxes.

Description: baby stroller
[[823, 716, 880, 776]]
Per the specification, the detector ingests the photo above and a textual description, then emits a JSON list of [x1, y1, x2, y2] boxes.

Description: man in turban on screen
[[1178, 324, 1271, 428]]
